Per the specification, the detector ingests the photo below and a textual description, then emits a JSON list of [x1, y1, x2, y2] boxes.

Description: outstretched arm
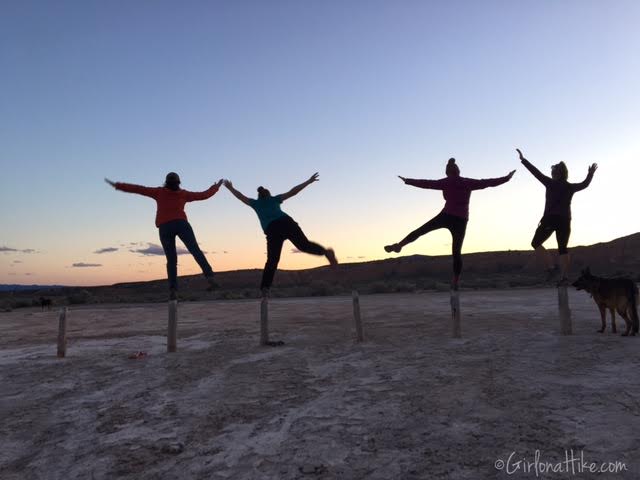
[[399, 176, 446, 190], [223, 180, 252, 206], [572, 163, 598, 192], [105, 178, 159, 198], [184, 179, 224, 201], [279, 172, 318, 201], [467, 170, 516, 190], [517, 148, 551, 186]]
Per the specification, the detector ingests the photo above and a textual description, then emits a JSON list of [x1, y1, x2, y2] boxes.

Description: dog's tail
[[629, 282, 639, 334]]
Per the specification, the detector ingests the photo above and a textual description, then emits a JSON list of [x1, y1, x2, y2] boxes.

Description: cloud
[[130, 243, 189, 256], [357, 256, 366, 259], [0, 246, 37, 254], [290, 248, 302, 254], [94, 247, 119, 254], [24, 272, 33, 276], [72, 262, 102, 268], [12, 260, 23, 264]]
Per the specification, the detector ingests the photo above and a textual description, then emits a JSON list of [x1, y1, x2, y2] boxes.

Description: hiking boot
[[384, 243, 402, 253], [261, 287, 270, 298], [326, 248, 338, 267], [206, 276, 220, 291]]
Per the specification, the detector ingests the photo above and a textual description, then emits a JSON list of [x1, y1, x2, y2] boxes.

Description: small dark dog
[[39, 297, 52, 311], [572, 268, 639, 336]]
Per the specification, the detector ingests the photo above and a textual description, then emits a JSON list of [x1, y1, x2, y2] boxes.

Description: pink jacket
[[404, 174, 510, 219]]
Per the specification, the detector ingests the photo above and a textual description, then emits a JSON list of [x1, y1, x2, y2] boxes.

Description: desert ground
[[1, 288, 639, 479]]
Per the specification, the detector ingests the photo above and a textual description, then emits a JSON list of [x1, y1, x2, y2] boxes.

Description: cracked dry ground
[[1, 289, 640, 479]]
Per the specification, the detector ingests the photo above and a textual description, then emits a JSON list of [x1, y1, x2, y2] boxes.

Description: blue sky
[[1, 1, 639, 285]]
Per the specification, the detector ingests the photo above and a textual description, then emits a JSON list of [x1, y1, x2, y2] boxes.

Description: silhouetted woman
[[105, 173, 222, 299], [224, 173, 337, 296], [517, 148, 597, 284], [384, 158, 515, 290]]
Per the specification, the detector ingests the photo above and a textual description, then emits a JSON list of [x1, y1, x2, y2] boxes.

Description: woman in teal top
[[224, 173, 338, 295]]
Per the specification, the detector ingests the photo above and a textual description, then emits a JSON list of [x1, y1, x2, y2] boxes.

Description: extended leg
[[385, 212, 449, 253], [176, 221, 214, 278]]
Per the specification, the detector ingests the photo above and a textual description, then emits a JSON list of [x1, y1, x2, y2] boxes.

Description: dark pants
[[531, 214, 571, 255], [400, 211, 468, 276], [261, 216, 326, 289], [159, 219, 213, 290]]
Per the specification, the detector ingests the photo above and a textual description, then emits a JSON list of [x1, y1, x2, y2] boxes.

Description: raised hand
[[398, 175, 407, 183], [223, 180, 233, 189], [214, 179, 224, 188], [104, 177, 116, 188], [516, 148, 525, 161], [588, 163, 598, 175], [506, 169, 516, 180], [308, 172, 319, 183]]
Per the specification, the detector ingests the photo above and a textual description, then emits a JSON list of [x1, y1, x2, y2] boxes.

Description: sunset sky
[[1, 1, 639, 286]]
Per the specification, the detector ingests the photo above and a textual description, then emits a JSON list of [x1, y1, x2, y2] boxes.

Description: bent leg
[[177, 221, 214, 278], [287, 221, 326, 256], [531, 219, 555, 271]]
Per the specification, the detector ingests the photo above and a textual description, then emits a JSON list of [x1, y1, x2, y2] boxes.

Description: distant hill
[[2, 233, 639, 308], [0, 284, 65, 292]]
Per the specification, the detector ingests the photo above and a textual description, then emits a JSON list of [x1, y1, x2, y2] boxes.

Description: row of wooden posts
[[55, 286, 573, 357]]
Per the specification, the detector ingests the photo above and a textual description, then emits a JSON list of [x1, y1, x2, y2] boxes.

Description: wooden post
[[260, 297, 269, 346], [168, 300, 178, 352], [558, 285, 572, 335], [450, 290, 461, 338], [352, 290, 364, 342], [57, 307, 67, 358]]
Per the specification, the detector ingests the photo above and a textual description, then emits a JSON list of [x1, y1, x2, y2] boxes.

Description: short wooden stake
[[168, 300, 178, 352], [57, 307, 67, 358], [558, 285, 572, 335], [352, 290, 364, 342], [450, 290, 461, 338], [260, 297, 269, 346]]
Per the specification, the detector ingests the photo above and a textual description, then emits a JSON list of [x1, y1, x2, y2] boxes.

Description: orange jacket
[[115, 182, 219, 227]]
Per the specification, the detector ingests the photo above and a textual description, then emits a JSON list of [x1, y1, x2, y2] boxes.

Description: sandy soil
[[1, 288, 639, 479]]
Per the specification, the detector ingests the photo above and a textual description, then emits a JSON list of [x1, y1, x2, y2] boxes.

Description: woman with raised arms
[[224, 173, 337, 296], [105, 172, 222, 300], [384, 158, 515, 290]]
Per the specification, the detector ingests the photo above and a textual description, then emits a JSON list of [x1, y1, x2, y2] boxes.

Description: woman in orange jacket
[[105, 172, 222, 299]]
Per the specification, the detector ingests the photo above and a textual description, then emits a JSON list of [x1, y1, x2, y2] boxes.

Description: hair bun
[[257, 186, 265, 193], [448, 158, 456, 164]]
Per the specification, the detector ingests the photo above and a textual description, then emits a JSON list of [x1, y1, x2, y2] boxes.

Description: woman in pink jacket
[[385, 158, 515, 289]]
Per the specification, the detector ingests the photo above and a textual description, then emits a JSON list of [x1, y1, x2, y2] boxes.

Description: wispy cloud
[[130, 243, 190, 256], [12, 260, 23, 264], [0, 246, 37, 254], [94, 247, 119, 254], [72, 262, 102, 268]]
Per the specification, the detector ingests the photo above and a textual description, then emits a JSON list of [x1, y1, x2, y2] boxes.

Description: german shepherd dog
[[572, 268, 639, 336]]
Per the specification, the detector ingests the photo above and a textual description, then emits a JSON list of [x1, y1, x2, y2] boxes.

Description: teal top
[[249, 195, 287, 232]]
